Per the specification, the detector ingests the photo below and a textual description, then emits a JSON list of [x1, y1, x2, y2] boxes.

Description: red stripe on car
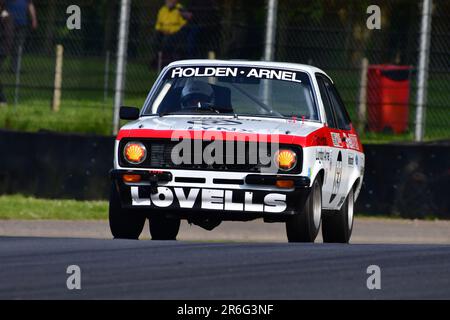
[[116, 127, 362, 151]]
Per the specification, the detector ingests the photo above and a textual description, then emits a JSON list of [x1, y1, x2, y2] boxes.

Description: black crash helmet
[[180, 80, 215, 108]]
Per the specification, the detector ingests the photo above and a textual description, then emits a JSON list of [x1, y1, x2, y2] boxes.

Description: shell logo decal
[[124, 142, 147, 164]]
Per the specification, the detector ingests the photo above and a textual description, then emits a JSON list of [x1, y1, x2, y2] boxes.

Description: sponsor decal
[[316, 149, 332, 182], [331, 132, 342, 147], [130, 187, 287, 213], [170, 66, 303, 83], [316, 149, 331, 162], [348, 153, 355, 167], [316, 150, 325, 161], [187, 126, 257, 133], [346, 133, 360, 150], [186, 118, 259, 133]]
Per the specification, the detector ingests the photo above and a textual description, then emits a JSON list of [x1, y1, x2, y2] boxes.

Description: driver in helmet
[[180, 80, 215, 109]]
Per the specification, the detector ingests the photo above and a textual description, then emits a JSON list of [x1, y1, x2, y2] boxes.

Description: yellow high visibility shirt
[[155, 4, 187, 35]]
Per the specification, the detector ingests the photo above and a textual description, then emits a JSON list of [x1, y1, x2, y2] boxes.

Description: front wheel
[[149, 216, 181, 240], [109, 183, 146, 239], [286, 178, 322, 243], [322, 188, 354, 243]]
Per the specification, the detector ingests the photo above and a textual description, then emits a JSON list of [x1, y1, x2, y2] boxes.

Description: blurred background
[[0, 0, 448, 141]]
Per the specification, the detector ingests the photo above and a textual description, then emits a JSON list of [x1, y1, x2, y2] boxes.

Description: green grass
[[0, 194, 108, 220], [0, 55, 449, 141], [0, 101, 113, 135], [0, 55, 155, 135]]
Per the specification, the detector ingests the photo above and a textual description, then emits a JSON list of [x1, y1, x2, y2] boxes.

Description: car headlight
[[123, 142, 147, 164], [275, 149, 297, 171]]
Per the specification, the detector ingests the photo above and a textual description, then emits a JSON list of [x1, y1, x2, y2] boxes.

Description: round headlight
[[275, 149, 297, 171], [124, 142, 147, 164]]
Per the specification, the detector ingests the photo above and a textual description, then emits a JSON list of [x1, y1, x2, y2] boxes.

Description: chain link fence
[[0, 0, 448, 140]]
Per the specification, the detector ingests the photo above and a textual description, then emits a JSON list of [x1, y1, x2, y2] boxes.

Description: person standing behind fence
[[154, 0, 192, 66], [0, 0, 13, 107], [185, 0, 216, 59], [5, 0, 38, 74]]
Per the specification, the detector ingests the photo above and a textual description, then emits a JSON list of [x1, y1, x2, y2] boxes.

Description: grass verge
[[0, 195, 108, 220]]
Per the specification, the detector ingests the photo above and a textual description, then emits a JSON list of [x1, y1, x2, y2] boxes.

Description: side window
[[316, 75, 337, 128], [323, 78, 352, 131]]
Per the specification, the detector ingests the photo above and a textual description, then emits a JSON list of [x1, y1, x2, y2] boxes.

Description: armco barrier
[[0, 130, 449, 219]]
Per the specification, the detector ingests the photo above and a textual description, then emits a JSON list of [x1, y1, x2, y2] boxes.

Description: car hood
[[119, 115, 323, 138]]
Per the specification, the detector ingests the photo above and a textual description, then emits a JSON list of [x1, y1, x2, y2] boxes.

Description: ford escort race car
[[110, 60, 365, 243]]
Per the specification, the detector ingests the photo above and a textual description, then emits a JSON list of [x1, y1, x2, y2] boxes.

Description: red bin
[[367, 65, 411, 134]]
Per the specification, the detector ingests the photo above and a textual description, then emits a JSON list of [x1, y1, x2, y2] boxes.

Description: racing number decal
[[329, 151, 342, 203]]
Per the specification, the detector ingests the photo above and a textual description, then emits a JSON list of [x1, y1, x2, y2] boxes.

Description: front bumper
[[111, 169, 312, 220]]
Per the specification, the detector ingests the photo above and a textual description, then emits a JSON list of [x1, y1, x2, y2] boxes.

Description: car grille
[[119, 139, 302, 173]]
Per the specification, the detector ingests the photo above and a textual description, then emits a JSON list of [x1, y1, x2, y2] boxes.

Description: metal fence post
[[415, 0, 433, 142], [113, 0, 131, 135], [104, 50, 111, 103], [14, 45, 23, 108], [264, 0, 278, 61], [262, 0, 278, 106], [357, 58, 369, 134], [52, 44, 64, 112]]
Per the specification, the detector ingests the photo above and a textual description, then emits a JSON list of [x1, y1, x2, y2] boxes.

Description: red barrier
[[367, 65, 411, 134]]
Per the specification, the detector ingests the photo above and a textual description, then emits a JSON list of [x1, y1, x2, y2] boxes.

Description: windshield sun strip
[[141, 65, 321, 121]]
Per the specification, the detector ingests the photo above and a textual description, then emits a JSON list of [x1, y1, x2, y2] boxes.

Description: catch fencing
[[0, 0, 448, 141]]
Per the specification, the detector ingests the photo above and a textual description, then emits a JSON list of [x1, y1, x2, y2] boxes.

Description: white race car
[[110, 60, 365, 243]]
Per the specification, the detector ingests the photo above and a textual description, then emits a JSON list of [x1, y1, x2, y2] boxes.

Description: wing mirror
[[120, 106, 140, 120]]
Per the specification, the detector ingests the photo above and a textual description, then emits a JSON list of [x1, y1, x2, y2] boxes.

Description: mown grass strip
[[0, 195, 108, 220]]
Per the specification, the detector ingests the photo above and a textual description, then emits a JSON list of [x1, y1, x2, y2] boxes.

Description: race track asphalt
[[0, 237, 449, 299]]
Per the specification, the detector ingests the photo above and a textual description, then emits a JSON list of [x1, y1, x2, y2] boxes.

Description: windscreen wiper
[[184, 103, 233, 114], [230, 83, 283, 117], [158, 106, 231, 117], [158, 111, 176, 117]]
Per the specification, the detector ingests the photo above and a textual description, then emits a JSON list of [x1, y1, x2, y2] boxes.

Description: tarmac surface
[[0, 218, 449, 299], [0, 237, 449, 299]]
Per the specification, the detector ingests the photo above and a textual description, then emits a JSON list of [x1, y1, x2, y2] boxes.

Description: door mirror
[[120, 106, 140, 120]]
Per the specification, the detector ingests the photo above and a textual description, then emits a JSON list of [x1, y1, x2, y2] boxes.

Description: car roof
[[166, 59, 329, 78]]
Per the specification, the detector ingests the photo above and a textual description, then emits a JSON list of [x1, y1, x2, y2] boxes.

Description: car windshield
[[143, 66, 319, 121]]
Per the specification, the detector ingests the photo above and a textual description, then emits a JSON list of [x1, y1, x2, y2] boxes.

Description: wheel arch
[[344, 173, 363, 205], [352, 177, 363, 202], [309, 162, 325, 188], [316, 169, 325, 185]]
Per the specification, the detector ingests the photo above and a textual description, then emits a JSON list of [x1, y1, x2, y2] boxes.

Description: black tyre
[[109, 183, 146, 239], [149, 216, 181, 240], [322, 188, 354, 243], [286, 178, 322, 243]]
